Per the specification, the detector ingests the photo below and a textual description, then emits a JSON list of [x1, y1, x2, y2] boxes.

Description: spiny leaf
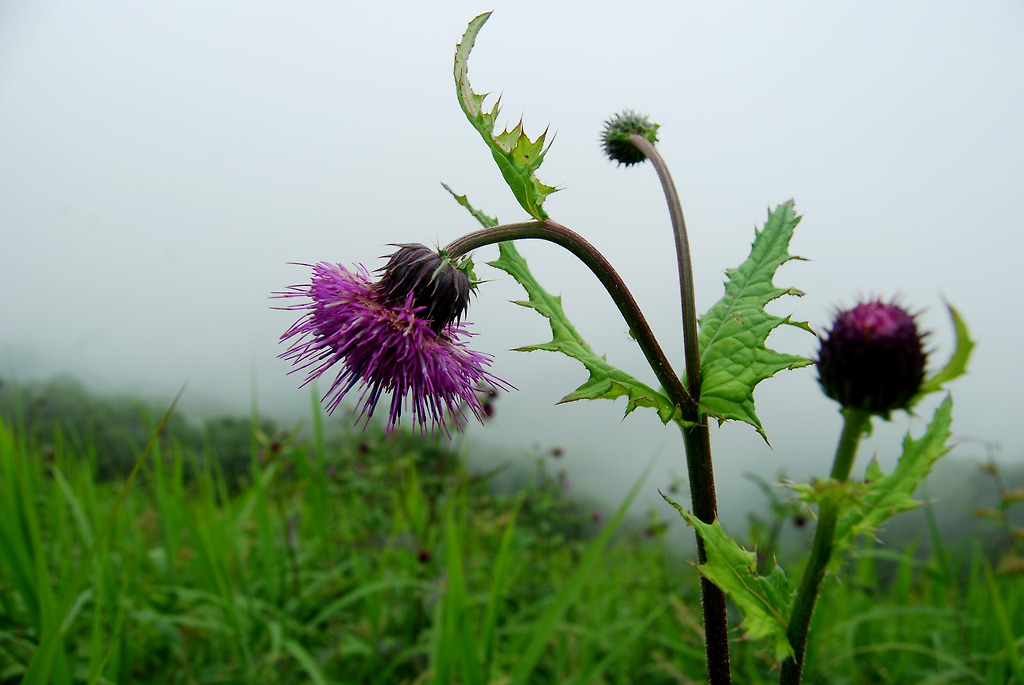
[[441, 182, 498, 228], [788, 397, 954, 566], [833, 396, 953, 556], [455, 13, 557, 221], [491, 242, 679, 422], [663, 493, 795, 662], [445, 185, 679, 421], [698, 201, 813, 439]]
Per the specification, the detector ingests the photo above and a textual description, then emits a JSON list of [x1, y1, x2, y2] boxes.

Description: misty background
[[1, 1, 1022, 531]]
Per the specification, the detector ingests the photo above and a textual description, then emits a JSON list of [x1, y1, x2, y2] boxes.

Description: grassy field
[[0, 394, 1021, 684]]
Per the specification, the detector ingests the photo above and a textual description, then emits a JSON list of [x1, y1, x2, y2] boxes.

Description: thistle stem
[[444, 221, 698, 420], [627, 134, 730, 684], [682, 421, 731, 685], [628, 135, 701, 397], [779, 408, 870, 684]]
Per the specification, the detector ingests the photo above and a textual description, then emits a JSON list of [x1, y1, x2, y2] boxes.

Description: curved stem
[[444, 221, 698, 420], [628, 135, 730, 683], [779, 408, 870, 684], [629, 134, 701, 397]]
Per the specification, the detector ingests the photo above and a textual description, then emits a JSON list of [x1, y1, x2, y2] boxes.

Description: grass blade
[[509, 457, 657, 684], [22, 386, 185, 684]]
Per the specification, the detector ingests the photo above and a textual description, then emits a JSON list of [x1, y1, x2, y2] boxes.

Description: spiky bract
[[601, 110, 660, 166]]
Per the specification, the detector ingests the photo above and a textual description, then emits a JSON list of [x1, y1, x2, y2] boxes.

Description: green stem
[[444, 220, 698, 420], [627, 134, 730, 684], [779, 408, 870, 684]]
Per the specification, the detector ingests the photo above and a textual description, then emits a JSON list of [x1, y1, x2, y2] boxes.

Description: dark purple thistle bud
[[601, 110, 660, 166], [817, 299, 928, 414], [376, 244, 472, 334]]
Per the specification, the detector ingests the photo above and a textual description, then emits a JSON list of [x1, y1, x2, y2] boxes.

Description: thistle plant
[[276, 12, 973, 683]]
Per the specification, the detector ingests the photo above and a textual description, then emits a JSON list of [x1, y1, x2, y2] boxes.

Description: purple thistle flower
[[817, 299, 927, 414], [276, 253, 510, 435]]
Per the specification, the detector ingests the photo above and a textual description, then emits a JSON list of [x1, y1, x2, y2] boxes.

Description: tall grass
[[0, 404, 1021, 683]]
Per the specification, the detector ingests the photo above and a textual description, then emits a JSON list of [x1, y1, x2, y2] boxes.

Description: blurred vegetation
[[0, 375, 279, 489], [0, 375, 1021, 683]]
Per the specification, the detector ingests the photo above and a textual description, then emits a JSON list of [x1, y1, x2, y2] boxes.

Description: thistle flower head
[[817, 299, 927, 414], [276, 251, 509, 435], [601, 110, 660, 166]]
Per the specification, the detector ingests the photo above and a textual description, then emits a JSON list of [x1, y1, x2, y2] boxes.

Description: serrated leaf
[[698, 201, 813, 438], [490, 241, 680, 423], [831, 396, 953, 556], [455, 13, 557, 221], [915, 303, 974, 398], [443, 185, 680, 422], [663, 493, 795, 662], [441, 182, 498, 228], [787, 398, 954, 571], [787, 478, 867, 512]]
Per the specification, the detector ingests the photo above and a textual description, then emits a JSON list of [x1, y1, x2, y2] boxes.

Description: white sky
[[1, 1, 1022, 524]]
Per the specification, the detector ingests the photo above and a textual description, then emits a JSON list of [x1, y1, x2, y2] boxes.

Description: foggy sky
[[2, 1, 1022, 525]]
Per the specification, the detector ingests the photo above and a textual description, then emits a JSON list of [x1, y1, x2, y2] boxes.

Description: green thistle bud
[[601, 110, 660, 166], [817, 299, 928, 414], [376, 244, 473, 334]]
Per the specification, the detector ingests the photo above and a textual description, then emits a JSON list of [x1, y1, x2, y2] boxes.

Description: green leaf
[[698, 201, 813, 438], [832, 396, 953, 557], [455, 13, 557, 221], [915, 303, 973, 398], [443, 185, 680, 422], [787, 397, 954, 566], [441, 182, 498, 228], [491, 242, 680, 422], [663, 494, 795, 662]]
